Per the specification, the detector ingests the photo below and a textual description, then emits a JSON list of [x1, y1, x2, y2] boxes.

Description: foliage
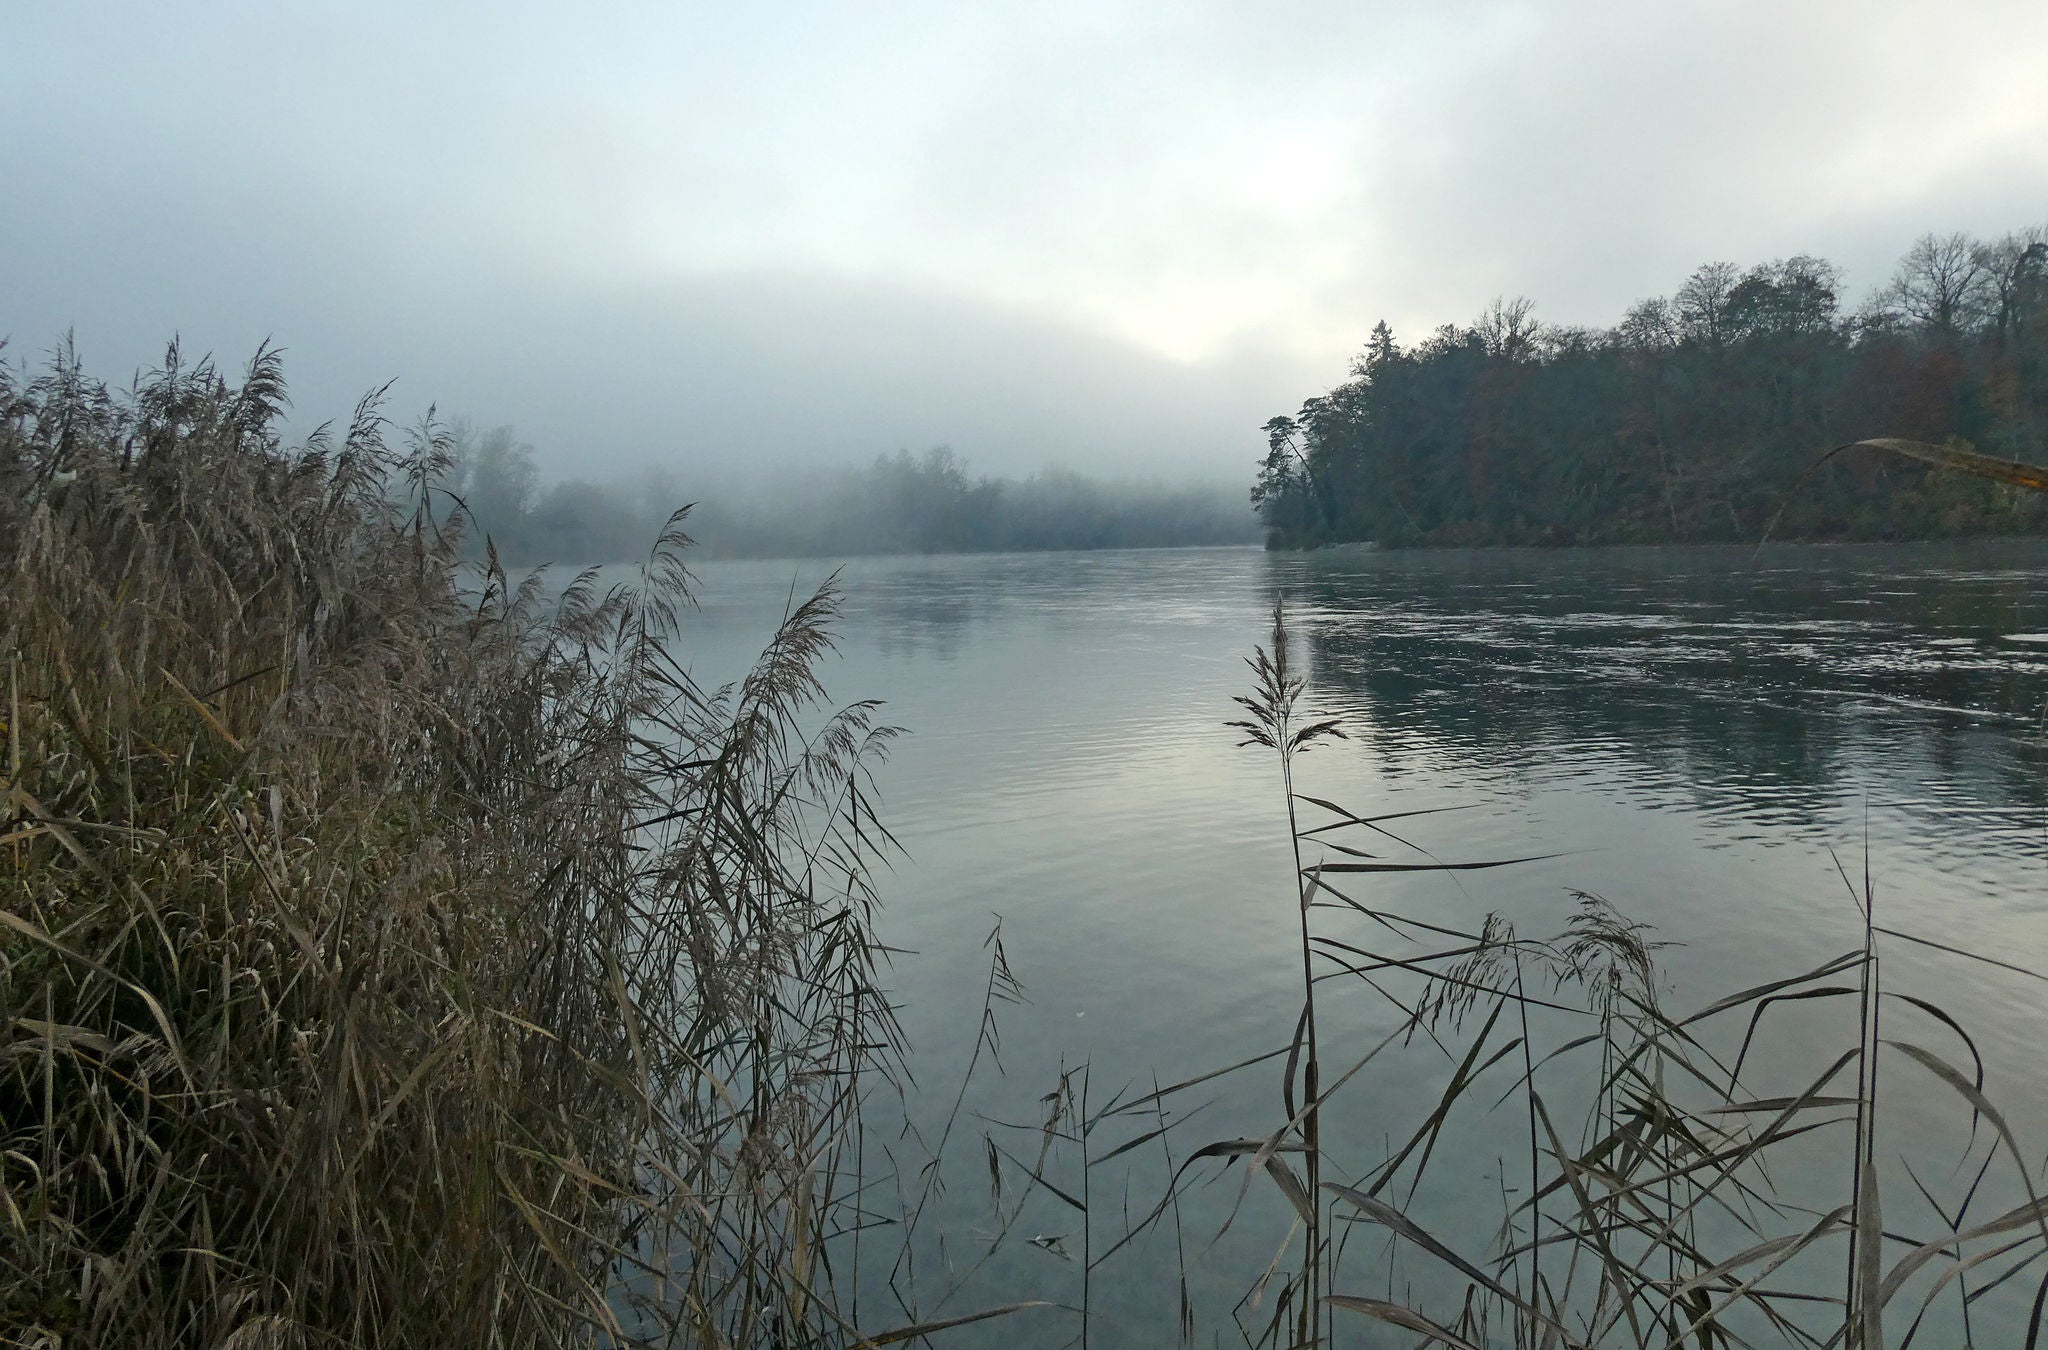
[[1254, 226, 2048, 549]]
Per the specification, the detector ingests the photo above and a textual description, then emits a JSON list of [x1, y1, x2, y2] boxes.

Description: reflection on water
[[1285, 543, 2048, 853], [673, 540, 2048, 1345]]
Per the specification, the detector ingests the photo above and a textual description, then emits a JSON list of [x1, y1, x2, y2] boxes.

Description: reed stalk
[[0, 338, 1036, 1349], [1229, 597, 1345, 1346], [10, 336, 2046, 1348]]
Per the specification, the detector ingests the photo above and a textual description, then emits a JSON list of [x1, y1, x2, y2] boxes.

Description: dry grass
[[1153, 599, 2048, 1348], [9, 334, 2043, 1349], [0, 338, 927, 1347]]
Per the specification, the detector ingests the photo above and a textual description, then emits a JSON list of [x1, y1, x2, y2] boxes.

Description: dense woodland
[[452, 436, 1257, 562], [1254, 227, 2048, 548]]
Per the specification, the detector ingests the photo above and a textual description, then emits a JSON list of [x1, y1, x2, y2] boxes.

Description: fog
[[448, 430, 1258, 563], [9, 1, 2047, 485], [3, 268, 1292, 483]]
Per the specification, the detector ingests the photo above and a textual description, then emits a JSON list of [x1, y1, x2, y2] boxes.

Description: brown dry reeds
[[0, 338, 958, 1347], [1135, 599, 2048, 1348], [10, 333, 2044, 1350]]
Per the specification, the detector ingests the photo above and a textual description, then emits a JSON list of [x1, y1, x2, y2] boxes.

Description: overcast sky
[[7, 0, 2047, 481]]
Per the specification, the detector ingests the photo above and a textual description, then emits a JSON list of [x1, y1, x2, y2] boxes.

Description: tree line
[[1253, 227, 2048, 548], [452, 434, 1258, 562]]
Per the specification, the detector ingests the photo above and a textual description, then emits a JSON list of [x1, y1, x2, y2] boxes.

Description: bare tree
[[1475, 295, 1541, 361], [1617, 296, 1679, 352], [1724, 255, 1842, 339], [1887, 231, 1993, 336], [1675, 261, 1740, 348]]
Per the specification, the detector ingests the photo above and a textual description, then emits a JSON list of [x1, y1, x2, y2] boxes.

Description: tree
[[1887, 231, 1992, 337], [1979, 228, 2048, 338], [1675, 262, 1740, 348], [1252, 414, 1329, 542], [1475, 295, 1541, 361], [1617, 297, 1679, 352], [1252, 415, 1305, 510], [1352, 320, 1400, 375], [528, 479, 633, 561], [455, 423, 539, 548], [1978, 231, 2048, 456], [1254, 222, 2048, 549], [1724, 255, 1841, 340]]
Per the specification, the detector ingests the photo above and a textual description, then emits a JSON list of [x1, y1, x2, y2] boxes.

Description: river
[[670, 540, 2048, 1346]]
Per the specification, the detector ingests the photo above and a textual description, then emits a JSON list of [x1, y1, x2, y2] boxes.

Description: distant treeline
[[450, 437, 1258, 562], [1254, 226, 2048, 549]]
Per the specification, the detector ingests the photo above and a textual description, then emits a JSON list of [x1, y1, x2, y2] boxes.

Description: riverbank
[[10, 344, 2046, 1346]]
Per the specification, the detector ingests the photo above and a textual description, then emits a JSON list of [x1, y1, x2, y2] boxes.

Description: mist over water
[[446, 432, 1258, 563], [16, 3, 2048, 1341], [667, 539, 2048, 1343]]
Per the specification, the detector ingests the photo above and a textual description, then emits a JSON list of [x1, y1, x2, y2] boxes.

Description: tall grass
[[8, 334, 2045, 1348], [1145, 599, 2048, 1347], [0, 338, 980, 1347]]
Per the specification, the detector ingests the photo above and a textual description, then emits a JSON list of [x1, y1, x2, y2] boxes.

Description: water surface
[[675, 541, 2048, 1344]]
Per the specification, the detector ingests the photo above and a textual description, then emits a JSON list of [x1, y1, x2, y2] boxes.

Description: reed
[[947, 594, 2047, 1348], [1093, 598, 2048, 1347], [0, 338, 1013, 1347], [8, 334, 2044, 1348]]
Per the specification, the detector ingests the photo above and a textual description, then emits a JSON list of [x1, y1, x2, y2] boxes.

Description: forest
[[1253, 227, 2048, 548], [450, 435, 1257, 562]]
